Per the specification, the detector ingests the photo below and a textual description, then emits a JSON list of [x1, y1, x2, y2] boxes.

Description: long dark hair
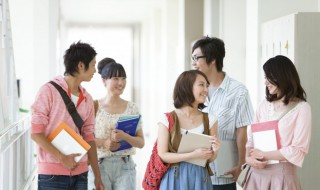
[[263, 55, 306, 104]]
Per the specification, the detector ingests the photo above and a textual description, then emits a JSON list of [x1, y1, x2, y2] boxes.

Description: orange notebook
[[48, 121, 91, 162]]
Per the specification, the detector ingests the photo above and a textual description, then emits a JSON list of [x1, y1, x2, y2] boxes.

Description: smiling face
[[104, 75, 127, 96], [192, 74, 209, 104], [191, 47, 215, 76], [264, 77, 279, 96]]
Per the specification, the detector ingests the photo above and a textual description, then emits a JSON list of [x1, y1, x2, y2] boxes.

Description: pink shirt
[[31, 76, 95, 175], [247, 99, 312, 167]]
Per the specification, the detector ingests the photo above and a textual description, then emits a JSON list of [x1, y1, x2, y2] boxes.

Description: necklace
[[178, 108, 200, 125]]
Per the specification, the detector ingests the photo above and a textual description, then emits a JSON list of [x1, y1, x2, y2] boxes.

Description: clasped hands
[[246, 148, 268, 169], [98, 129, 128, 151]]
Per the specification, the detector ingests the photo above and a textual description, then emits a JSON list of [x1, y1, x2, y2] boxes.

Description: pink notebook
[[251, 120, 281, 149], [251, 120, 281, 164]]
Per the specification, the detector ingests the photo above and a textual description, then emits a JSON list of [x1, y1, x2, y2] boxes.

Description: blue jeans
[[212, 182, 237, 190], [88, 155, 136, 190], [38, 172, 88, 190]]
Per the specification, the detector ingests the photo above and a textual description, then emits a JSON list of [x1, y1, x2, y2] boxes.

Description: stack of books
[[112, 114, 141, 152]]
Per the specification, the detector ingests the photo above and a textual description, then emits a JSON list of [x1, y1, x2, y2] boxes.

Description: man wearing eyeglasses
[[191, 36, 254, 190]]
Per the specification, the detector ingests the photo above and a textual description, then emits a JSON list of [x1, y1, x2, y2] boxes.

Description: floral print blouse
[[95, 100, 142, 158]]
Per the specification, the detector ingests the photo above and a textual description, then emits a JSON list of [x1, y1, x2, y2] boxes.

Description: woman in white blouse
[[88, 57, 144, 190], [158, 70, 221, 190]]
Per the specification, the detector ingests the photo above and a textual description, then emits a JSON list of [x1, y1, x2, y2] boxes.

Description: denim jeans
[[38, 172, 88, 190], [88, 155, 136, 190], [212, 182, 237, 190]]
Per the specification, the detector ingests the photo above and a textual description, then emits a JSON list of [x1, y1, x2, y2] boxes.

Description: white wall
[[220, 0, 247, 84], [9, 0, 59, 110]]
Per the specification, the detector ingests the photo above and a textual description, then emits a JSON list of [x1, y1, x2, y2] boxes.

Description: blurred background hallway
[[1, 0, 320, 189]]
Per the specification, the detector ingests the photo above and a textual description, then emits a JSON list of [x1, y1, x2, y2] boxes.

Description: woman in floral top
[[88, 57, 145, 190]]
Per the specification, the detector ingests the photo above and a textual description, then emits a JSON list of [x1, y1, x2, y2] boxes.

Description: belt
[[98, 155, 130, 164]]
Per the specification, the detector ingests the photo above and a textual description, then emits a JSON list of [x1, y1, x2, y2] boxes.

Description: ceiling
[[60, 0, 163, 25]]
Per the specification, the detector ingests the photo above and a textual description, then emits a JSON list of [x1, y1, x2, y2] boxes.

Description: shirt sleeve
[[209, 113, 217, 129], [279, 102, 312, 167], [246, 100, 264, 149], [235, 90, 254, 128], [31, 85, 52, 133], [80, 95, 95, 142], [131, 102, 143, 130]]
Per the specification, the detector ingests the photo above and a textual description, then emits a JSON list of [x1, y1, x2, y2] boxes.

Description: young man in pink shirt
[[31, 41, 104, 190]]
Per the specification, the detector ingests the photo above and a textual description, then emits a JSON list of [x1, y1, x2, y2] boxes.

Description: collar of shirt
[[217, 72, 230, 92]]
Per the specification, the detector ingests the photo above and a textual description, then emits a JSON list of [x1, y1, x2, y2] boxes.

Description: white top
[[159, 112, 217, 134]]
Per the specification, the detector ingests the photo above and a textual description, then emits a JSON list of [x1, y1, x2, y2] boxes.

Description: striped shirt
[[203, 74, 254, 185]]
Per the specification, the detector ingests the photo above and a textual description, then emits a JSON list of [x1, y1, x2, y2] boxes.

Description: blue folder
[[112, 115, 141, 152]]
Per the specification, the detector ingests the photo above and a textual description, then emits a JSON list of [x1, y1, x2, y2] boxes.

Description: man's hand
[[224, 165, 241, 182], [94, 176, 104, 190], [59, 153, 81, 170]]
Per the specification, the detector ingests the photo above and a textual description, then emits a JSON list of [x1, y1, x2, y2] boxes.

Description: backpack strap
[[202, 112, 214, 176], [93, 100, 99, 117], [203, 112, 210, 135]]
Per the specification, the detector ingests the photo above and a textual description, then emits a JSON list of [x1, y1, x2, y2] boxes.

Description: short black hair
[[192, 36, 225, 72], [263, 55, 306, 104], [63, 41, 97, 76], [173, 70, 209, 109], [97, 57, 126, 79]]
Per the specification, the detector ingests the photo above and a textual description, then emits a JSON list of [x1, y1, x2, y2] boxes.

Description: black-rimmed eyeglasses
[[191, 55, 206, 62]]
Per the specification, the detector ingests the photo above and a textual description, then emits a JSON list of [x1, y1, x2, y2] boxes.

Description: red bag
[[142, 113, 174, 190]]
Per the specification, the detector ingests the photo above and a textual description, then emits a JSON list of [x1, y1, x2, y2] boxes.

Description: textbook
[[251, 120, 280, 164], [47, 121, 91, 162], [214, 140, 238, 178], [177, 131, 212, 167], [112, 115, 141, 152]]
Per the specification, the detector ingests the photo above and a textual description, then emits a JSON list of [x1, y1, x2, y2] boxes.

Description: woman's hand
[[111, 129, 128, 142], [104, 138, 121, 151], [246, 155, 268, 169], [211, 135, 221, 152], [192, 148, 213, 159], [249, 148, 264, 160]]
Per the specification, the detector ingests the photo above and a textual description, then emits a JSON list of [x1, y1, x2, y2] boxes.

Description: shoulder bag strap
[[168, 111, 181, 152], [202, 112, 210, 135], [49, 81, 84, 135], [202, 112, 214, 176], [278, 101, 300, 120], [93, 100, 99, 117]]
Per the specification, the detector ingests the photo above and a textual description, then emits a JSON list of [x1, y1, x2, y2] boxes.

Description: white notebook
[[48, 121, 91, 162], [177, 131, 212, 167], [252, 130, 279, 164]]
